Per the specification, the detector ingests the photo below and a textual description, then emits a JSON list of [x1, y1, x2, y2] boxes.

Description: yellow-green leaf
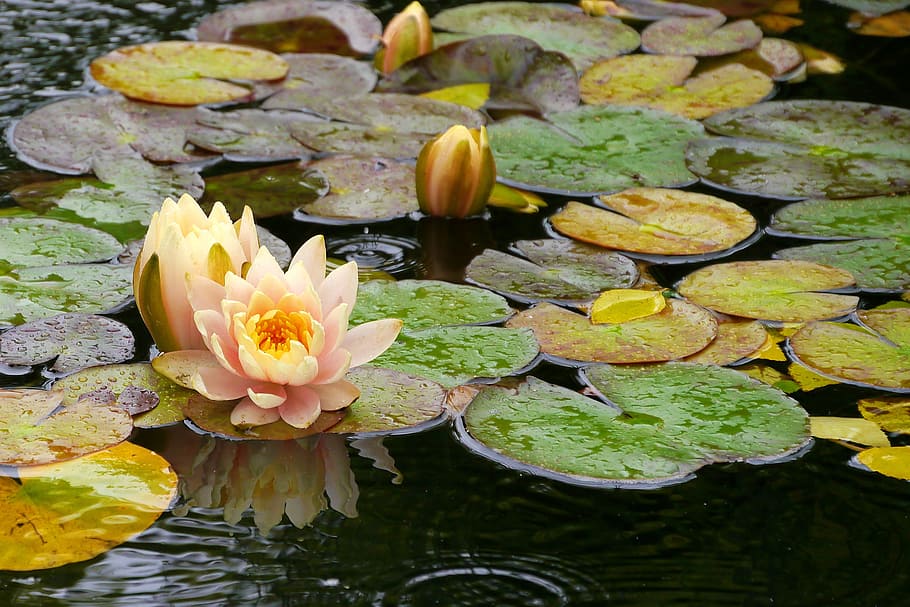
[[810, 416, 890, 447], [858, 396, 910, 433], [591, 289, 666, 324], [858, 446, 910, 480], [420, 83, 491, 109]]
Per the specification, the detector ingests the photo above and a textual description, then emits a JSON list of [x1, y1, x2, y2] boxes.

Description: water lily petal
[[319, 261, 358, 313], [321, 303, 350, 354], [343, 318, 404, 367], [248, 383, 288, 409], [311, 379, 361, 411], [235, 205, 260, 262], [289, 235, 327, 289], [231, 397, 282, 427], [188, 275, 229, 318], [313, 347, 352, 384], [280, 385, 323, 428], [245, 246, 286, 287], [194, 364, 253, 401]]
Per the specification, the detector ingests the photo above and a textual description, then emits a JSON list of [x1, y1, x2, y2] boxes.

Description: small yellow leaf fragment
[[848, 10, 910, 37], [420, 83, 491, 110], [591, 289, 665, 324], [788, 362, 840, 391], [749, 331, 788, 361], [797, 43, 845, 75], [754, 14, 804, 34], [858, 446, 910, 480], [810, 416, 890, 448], [858, 396, 910, 434]]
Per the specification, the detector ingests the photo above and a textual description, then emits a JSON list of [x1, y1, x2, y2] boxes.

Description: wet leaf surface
[[677, 259, 858, 322], [187, 108, 320, 162], [810, 416, 890, 447], [775, 238, 910, 292], [848, 10, 910, 36], [683, 317, 769, 365], [0, 217, 123, 269], [0, 441, 177, 571], [201, 161, 329, 219], [259, 53, 377, 108], [641, 14, 763, 56], [700, 37, 805, 81], [506, 300, 716, 364], [591, 289, 666, 324], [489, 105, 702, 196], [768, 195, 910, 239]]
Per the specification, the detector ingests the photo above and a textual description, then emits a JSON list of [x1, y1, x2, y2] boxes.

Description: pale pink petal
[[284, 262, 315, 298], [318, 261, 358, 313], [235, 206, 260, 262], [247, 383, 288, 408], [341, 318, 403, 367], [289, 235, 327, 289], [320, 303, 349, 354], [237, 342, 271, 382], [209, 333, 244, 375], [152, 350, 220, 390], [193, 365, 254, 401], [231, 397, 281, 427], [194, 309, 231, 352], [187, 275, 228, 315], [246, 289, 277, 318], [224, 272, 256, 303], [245, 246, 285, 286], [257, 272, 291, 304], [311, 379, 360, 411], [281, 353, 319, 386], [158, 227, 200, 349], [312, 347, 352, 384], [279, 385, 323, 428]]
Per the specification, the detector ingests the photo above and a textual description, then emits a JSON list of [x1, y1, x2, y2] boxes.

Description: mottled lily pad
[[489, 105, 702, 196], [641, 14, 762, 56], [687, 100, 910, 199], [788, 308, 910, 392], [465, 242, 638, 305], [551, 191, 757, 259], [506, 300, 716, 364], [0, 389, 132, 467], [768, 195, 910, 239], [0, 314, 134, 374], [295, 157, 417, 223], [196, 0, 382, 56], [701, 37, 805, 81], [187, 108, 321, 162], [182, 394, 345, 440], [0, 442, 177, 571], [580, 55, 773, 119], [0, 264, 134, 327], [0, 217, 123, 270], [349, 279, 514, 332], [201, 161, 329, 219], [260, 53, 377, 108], [104, 97, 213, 163], [327, 366, 446, 435], [775, 238, 910, 292], [677, 259, 858, 322], [288, 121, 434, 157], [684, 317, 769, 365], [370, 326, 539, 388], [858, 396, 910, 433], [461, 364, 808, 486], [431, 2, 640, 71], [90, 41, 288, 105], [378, 35, 579, 114], [52, 363, 193, 428]]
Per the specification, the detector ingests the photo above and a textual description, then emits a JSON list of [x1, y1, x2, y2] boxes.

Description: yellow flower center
[[252, 309, 313, 355]]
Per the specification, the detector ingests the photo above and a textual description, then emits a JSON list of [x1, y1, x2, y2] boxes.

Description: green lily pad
[[370, 326, 539, 388], [296, 156, 417, 223], [489, 105, 702, 196], [259, 53, 377, 108], [196, 0, 382, 56], [788, 308, 910, 392], [326, 366, 446, 435], [465, 242, 638, 304], [687, 100, 910, 199], [0, 217, 123, 270], [683, 317, 768, 365], [90, 41, 288, 106], [431, 2, 640, 71], [550, 191, 756, 259], [580, 55, 773, 119], [769, 195, 910, 239], [0, 314, 134, 375], [52, 363, 192, 428], [505, 300, 716, 364], [677, 259, 858, 322], [0, 389, 132, 467], [201, 161, 329, 219], [775, 238, 910, 292], [182, 394, 345, 440], [461, 364, 808, 486], [0, 264, 134, 327], [641, 14, 762, 56], [349, 279, 514, 332], [378, 35, 579, 114], [187, 108, 321, 162]]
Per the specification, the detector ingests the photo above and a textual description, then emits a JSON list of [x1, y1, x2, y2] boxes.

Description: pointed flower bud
[[378, 1, 433, 74], [416, 125, 496, 219]]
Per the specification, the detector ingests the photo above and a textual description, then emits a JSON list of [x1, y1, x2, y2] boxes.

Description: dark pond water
[[1, 0, 909, 605]]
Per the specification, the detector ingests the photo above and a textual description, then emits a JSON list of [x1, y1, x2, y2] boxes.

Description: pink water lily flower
[[154, 236, 402, 429]]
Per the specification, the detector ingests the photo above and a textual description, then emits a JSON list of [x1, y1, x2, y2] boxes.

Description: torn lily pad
[[787, 308, 910, 392], [641, 13, 762, 56], [0, 314, 134, 375], [489, 105, 702, 196], [677, 259, 858, 322], [201, 161, 329, 219], [506, 300, 716, 364]]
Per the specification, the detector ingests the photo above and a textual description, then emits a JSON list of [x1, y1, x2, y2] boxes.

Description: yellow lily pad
[[0, 441, 177, 571], [90, 41, 288, 106], [580, 55, 773, 119], [858, 396, 910, 433], [420, 83, 491, 110], [810, 416, 890, 447], [506, 300, 716, 364], [551, 191, 757, 258], [857, 446, 910, 480], [591, 289, 666, 324], [684, 317, 768, 365], [677, 259, 858, 322], [788, 361, 840, 391]]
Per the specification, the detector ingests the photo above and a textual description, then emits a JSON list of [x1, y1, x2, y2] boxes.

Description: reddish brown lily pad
[[684, 317, 768, 365], [641, 14, 763, 56], [187, 108, 321, 162]]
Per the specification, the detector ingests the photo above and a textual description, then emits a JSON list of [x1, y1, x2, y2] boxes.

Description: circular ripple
[[326, 233, 421, 278]]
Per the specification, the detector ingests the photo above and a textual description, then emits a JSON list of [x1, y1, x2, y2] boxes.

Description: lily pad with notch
[[683, 317, 769, 365], [641, 13, 763, 56], [187, 108, 323, 162]]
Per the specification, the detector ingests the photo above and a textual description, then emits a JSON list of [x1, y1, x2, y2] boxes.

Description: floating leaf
[[196, 0, 382, 56], [0, 217, 123, 269], [683, 318, 769, 365], [737, 362, 800, 393], [788, 361, 840, 391], [551, 191, 756, 259], [641, 14, 763, 56], [378, 35, 579, 114], [288, 121, 433, 157], [104, 97, 213, 163], [187, 108, 320, 162], [857, 446, 910, 480], [687, 100, 910, 199], [201, 161, 329, 219], [259, 53, 377, 107], [0, 314, 134, 374], [181, 394, 344, 440], [788, 308, 910, 392], [489, 106, 702, 196], [349, 279, 514, 332], [370, 326, 539, 388], [697, 37, 805, 81], [677, 259, 858, 322], [797, 43, 844, 75], [858, 396, 910, 433], [580, 55, 773, 119], [591, 289, 666, 324], [431, 2, 640, 71], [848, 10, 910, 35], [810, 416, 890, 447], [461, 364, 808, 486], [506, 300, 716, 364], [0, 264, 134, 327], [775, 238, 909, 292], [0, 389, 132, 467], [768, 195, 910, 239], [0, 442, 177, 571], [327, 366, 446, 435], [90, 41, 288, 105], [419, 83, 491, 109]]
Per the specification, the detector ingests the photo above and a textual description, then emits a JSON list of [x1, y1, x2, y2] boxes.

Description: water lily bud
[[416, 125, 496, 218], [378, 1, 433, 74], [133, 193, 258, 352]]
